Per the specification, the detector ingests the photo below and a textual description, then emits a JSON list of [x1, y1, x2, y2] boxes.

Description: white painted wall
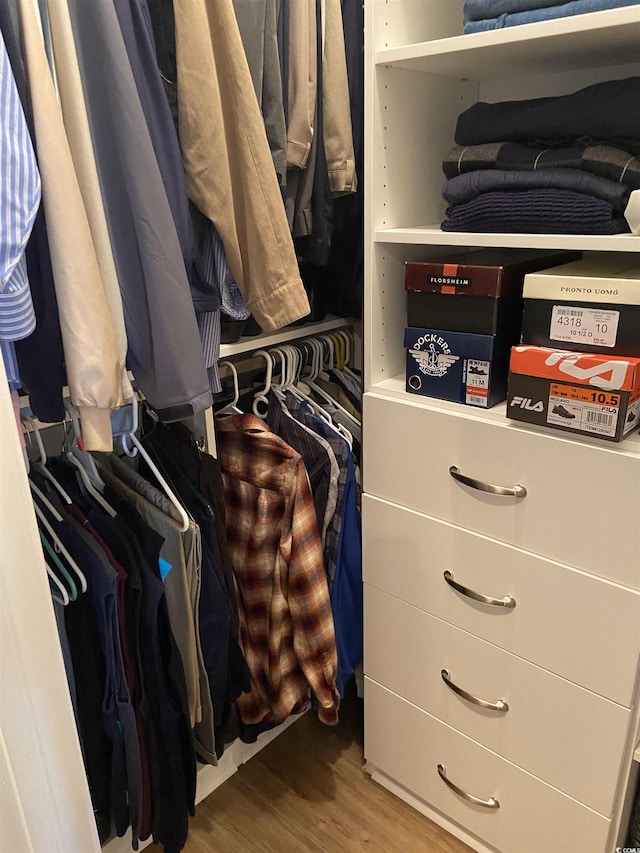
[[0, 364, 99, 853]]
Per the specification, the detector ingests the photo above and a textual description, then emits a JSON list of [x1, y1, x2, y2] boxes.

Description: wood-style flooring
[[155, 696, 473, 853]]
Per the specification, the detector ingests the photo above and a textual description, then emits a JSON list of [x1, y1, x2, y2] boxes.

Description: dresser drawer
[[365, 679, 610, 853], [363, 393, 640, 588], [362, 496, 640, 707], [365, 586, 629, 817]]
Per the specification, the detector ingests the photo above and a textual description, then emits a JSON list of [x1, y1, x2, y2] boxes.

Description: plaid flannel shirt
[[216, 414, 339, 726]]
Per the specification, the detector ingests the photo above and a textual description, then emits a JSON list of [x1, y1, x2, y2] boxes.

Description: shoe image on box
[[468, 364, 488, 375], [552, 403, 576, 419], [628, 410, 637, 423]]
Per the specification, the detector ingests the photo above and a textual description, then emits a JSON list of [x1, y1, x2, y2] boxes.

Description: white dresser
[[362, 2, 640, 851]]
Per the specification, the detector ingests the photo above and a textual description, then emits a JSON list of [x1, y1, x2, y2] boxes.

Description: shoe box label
[[464, 359, 491, 407], [507, 371, 640, 442], [547, 382, 621, 438], [549, 305, 620, 349]]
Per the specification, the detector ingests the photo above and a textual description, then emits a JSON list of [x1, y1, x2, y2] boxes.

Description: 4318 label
[[550, 305, 619, 348]]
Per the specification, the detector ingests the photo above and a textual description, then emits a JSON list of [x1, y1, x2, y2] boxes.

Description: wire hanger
[[22, 415, 73, 504], [120, 392, 190, 532]]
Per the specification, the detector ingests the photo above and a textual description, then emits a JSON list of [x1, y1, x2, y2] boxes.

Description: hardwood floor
[[158, 696, 473, 853]]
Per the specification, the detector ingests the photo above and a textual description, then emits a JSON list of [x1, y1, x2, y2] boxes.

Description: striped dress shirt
[[0, 29, 41, 390]]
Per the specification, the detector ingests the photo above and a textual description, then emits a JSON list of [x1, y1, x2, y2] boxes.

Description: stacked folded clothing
[[441, 77, 640, 234], [463, 0, 640, 33]]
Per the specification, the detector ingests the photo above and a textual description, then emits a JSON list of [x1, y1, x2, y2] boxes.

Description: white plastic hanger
[[302, 339, 355, 446], [22, 415, 73, 504], [120, 393, 190, 532], [64, 401, 105, 488], [31, 495, 88, 594], [62, 404, 116, 519], [218, 361, 243, 414], [252, 349, 274, 418]]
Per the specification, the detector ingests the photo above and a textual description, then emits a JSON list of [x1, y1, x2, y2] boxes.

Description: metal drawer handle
[[441, 669, 509, 713], [437, 764, 500, 810], [449, 465, 527, 498], [444, 570, 516, 609]]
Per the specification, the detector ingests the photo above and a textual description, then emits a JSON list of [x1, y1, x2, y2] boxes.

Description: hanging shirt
[[265, 389, 338, 544], [0, 4, 67, 423], [0, 29, 40, 389], [216, 413, 340, 726], [285, 396, 363, 697]]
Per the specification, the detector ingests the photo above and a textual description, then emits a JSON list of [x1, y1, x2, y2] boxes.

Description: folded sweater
[[443, 142, 640, 190], [442, 168, 631, 213], [455, 77, 640, 153], [441, 188, 630, 234]]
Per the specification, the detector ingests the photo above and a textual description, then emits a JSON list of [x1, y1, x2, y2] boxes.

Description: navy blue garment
[[112, 0, 217, 315], [43, 495, 131, 838], [464, 0, 640, 31], [63, 584, 114, 844], [105, 492, 196, 853], [0, 5, 66, 420], [455, 77, 640, 152], [89, 509, 154, 842]]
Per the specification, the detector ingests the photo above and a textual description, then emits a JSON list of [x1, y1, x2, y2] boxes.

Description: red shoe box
[[507, 346, 640, 442]]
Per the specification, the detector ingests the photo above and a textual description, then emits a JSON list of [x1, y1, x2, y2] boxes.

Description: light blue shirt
[[0, 29, 41, 389]]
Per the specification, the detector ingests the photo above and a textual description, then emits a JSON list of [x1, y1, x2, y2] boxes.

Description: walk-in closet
[[1, 2, 639, 852]]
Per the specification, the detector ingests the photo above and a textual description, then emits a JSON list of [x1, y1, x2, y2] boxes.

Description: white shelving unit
[[363, 3, 640, 852]]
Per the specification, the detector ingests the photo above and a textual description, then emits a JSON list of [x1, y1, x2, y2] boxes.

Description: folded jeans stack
[[463, 0, 640, 33], [441, 77, 640, 235]]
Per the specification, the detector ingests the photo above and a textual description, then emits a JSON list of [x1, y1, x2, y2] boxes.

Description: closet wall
[[0, 368, 100, 853], [362, 2, 640, 852]]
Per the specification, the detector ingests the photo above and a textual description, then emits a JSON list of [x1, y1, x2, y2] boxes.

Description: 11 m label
[[550, 305, 620, 348]]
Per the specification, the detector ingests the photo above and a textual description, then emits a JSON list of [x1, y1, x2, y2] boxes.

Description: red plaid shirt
[[216, 415, 339, 726]]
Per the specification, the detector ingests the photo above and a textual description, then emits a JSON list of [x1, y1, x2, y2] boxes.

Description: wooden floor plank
[[150, 696, 473, 852]]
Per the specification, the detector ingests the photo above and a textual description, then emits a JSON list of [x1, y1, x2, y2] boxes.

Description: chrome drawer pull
[[441, 669, 509, 713], [444, 570, 516, 609], [437, 764, 500, 810], [449, 465, 527, 498]]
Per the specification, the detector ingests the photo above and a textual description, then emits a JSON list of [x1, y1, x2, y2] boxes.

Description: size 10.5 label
[[550, 305, 619, 347], [548, 383, 620, 437]]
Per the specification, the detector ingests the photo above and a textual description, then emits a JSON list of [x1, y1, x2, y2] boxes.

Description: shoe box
[[405, 326, 510, 408], [405, 248, 578, 337], [522, 255, 640, 357], [507, 345, 640, 442]]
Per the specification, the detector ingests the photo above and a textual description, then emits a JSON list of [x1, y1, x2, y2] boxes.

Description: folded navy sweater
[[442, 168, 630, 214], [441, 188, 630, 234], [455, 77, 640, 152]]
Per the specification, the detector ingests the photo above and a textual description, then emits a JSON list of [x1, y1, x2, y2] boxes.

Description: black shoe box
[[405, 249, 578, 337], [507, 345, 640, 442], [522, 256, 640, 357], [404, 327, 510, 408]]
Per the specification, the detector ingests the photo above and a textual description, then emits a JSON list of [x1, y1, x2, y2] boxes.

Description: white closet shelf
[[368, 374, 640, 455], [375, 7, 640, 80], [219, 316, 354, 358], [375, 226, 640, 252]]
